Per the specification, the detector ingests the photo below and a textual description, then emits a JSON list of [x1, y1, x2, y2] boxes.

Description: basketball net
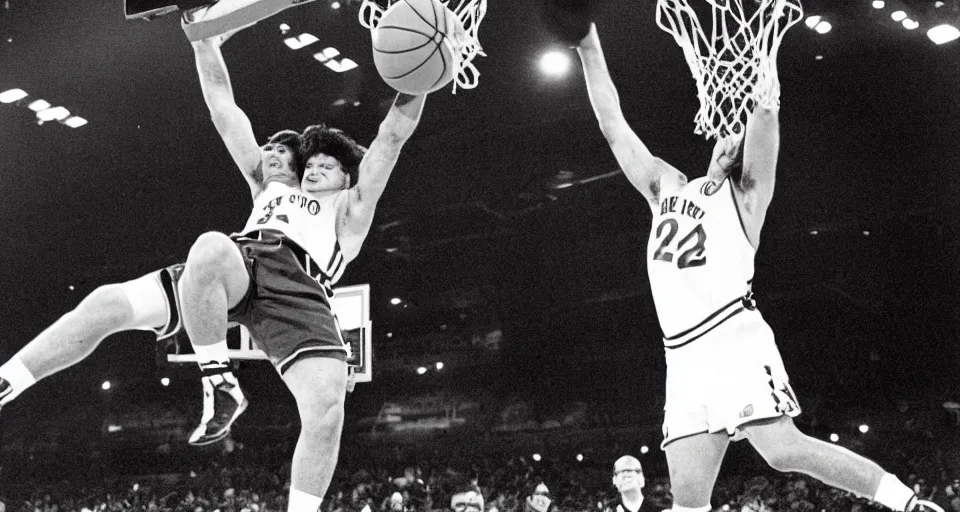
[[359, 0, 487, 93], [656, 0, 803, 139]]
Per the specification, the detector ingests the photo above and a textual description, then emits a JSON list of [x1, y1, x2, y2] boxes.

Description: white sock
[[671, 506, 711, 512], [0, 356, 38, 404], [193, 340, 230, 373], [288, 487, 324, 512], [873, 473, 916, 512]]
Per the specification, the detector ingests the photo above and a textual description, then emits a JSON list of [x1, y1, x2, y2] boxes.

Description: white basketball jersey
[[646, 176, 755, 341], [238, 181, 347, 292]]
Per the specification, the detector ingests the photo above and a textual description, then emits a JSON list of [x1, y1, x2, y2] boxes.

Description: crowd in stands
[[2, 405, 960, 512]]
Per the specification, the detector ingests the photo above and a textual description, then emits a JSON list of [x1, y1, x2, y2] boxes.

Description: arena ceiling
[[0, 0, 958, 359]]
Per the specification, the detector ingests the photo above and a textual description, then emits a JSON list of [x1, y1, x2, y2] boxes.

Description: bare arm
[[737, 105, 780, 225], [576, 24, 685, 208], [337, 93, 427, 262], [191, 38, 263, 197]]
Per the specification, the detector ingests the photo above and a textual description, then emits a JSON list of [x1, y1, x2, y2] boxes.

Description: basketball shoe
[[188, 370, 248, 446], [911, 499, 945, 512]]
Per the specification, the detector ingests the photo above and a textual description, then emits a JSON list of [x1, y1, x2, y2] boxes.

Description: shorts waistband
[[663, 293, 756, 350], [233, 230, 335, 299]]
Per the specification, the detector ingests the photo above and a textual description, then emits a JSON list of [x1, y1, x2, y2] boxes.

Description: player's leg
[[663, 432, 729, 511], [280, 357, 348, 512], [180, 232, 250, 445], [743, 417, 928, 511], [0, 272, 170, 407]]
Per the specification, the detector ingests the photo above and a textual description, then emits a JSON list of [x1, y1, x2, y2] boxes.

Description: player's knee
[[74, 285, 136, 329], [296, 377, 346, 430], [186, 232, 238, 277]]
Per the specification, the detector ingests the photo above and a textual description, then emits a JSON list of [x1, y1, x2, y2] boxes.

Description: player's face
[[708, 135, 743, 180], [612, 463, 644, 493], [260, 143, 298, 181], [303, 153, 349, 193]]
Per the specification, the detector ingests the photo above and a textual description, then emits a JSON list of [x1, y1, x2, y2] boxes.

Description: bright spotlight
[[859, 424, 869, 433], [872, 0, 885, 8], [903, 19, 920, 30], [891, 10, 907, 22], [416, 366, 427, 375], [435, 362, 444, 370], [928, 24, 959, 44], [829, 433, 839, 442], [936, 1, 945, 6], [576, 453, 584, 462], [805, 15, 822, 29], [37, 106, 70, 122], [390, 297, 402, 305], [539, 51, 571, 76], [279, 23, 290, 33], [331, 1, 341, 8], [28, 99, 51, 112], [815, 21, 832, 34], [640, 445, 649, 454], [0, 88, 27, 103], [160, 377, 170, 387], [532, 453, 542, 462], [101, 380, 112, 390], [64, 116, 88, 128]]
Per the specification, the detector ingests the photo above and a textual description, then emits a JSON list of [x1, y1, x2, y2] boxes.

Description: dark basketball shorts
[[228, 230, 350, 374]]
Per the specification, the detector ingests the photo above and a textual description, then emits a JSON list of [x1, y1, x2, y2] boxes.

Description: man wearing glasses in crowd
[[606, 456, 663, 512]]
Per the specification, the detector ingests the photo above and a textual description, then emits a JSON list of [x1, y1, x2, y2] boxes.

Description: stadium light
[[928, 24, 960, 44], [872, 0, 885, 8], [37, 106, 70, 122], [28, 99, 51, 112], [416, 366, 427, 375], [859, 424, 869, 433], [102, 380, 112, 390], [815, 21, 832, 34], [284, 33, 318, 50], [891, 10, 907, 22], [331, 1, 341, 8], [0, 88, 28, 103], [160, 377, 170, 387], [805, 15, 821, 29], [390, 297, 402, 305], [540, 51, 571, 76], [640, 445, 650, 454], [63, 116, 88, 128], [279, 23, 290, 34], [435, 362, 444, 370], [576, 453, 584, 462], [532, 453, 542, 462], [936, 1, 945, 6], [903, 19, 920, 30], [829, 433, 839, 442]]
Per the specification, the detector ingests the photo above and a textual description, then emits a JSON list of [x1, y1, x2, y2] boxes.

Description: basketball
[[372, 0, 465, 95]]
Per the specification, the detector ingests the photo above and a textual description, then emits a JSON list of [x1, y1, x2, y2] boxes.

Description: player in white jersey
[[577, 23, 939, 512], [177, 20, 429, 512]]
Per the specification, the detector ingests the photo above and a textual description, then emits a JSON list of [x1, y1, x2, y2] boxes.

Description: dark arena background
[[1, 1, 960, 511]]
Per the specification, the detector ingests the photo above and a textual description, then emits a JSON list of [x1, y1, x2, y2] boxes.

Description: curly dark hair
[[299, 123, 367, 189], [265, 129, 306, 180]]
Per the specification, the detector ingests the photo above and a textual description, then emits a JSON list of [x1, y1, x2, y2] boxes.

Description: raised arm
[[577, 23, 686, 208], [190, 37, 263, 197], [733, 105, 779, 248], [337, 93, 427, 262]]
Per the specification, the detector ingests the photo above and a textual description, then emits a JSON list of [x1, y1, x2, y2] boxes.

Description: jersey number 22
[[653, 219, 706, 269]]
